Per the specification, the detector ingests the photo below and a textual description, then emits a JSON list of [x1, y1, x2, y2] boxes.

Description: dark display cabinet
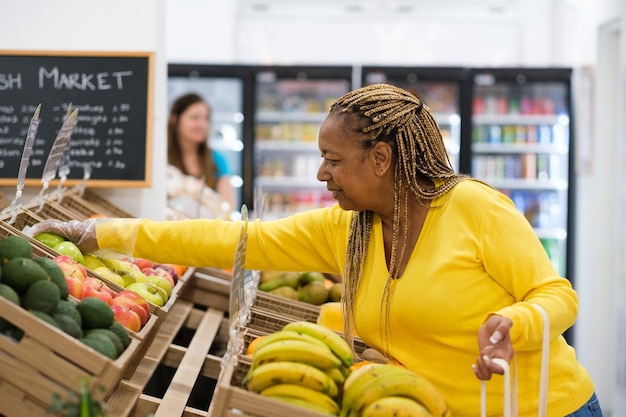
[[467, 68, 574, 281], [252, 66, 353, 218]]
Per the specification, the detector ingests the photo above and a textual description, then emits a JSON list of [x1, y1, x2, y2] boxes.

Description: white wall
[[3, 0, 626, 414], [0, 0, 169, 220]]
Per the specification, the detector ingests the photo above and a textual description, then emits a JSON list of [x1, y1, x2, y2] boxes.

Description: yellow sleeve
[[95, 206, 351, 272]]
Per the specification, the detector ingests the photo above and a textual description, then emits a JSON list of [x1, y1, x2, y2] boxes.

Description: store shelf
[[472, 143, 569, 154], [254, 176, 326, 189], [256, 111, 327, 123], [254, 140, 319, 151]]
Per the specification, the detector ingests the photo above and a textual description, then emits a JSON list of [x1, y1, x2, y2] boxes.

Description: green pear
[[83, 253, 106, 270]]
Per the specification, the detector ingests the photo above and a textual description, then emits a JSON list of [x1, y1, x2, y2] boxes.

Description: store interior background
[[2, 0, 626, 414]]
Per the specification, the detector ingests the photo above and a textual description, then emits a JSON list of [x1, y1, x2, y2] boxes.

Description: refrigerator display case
[[467, 68, 574, 280], [361, 67, 466, 173], [252, 66, 353, 218], [167, 65, 254, 218]]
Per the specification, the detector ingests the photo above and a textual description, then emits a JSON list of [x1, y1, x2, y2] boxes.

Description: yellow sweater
[[97, 179, 594, 417]]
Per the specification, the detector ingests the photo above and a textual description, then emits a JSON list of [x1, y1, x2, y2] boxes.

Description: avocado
[[0, 235, 33, 265], [33, 257, 69, 300], [81, 332, 119, 359], [31, 311, 60, 329], [24, 280, 61, 316], [54, 313, 84, 339], [85, 328, 124, 356], [108, 321, 131, 349], [2, 257, 49, 293], [76, 297, 114, 330], [0, 283, 20, 333], [56, 299, 82, 327]]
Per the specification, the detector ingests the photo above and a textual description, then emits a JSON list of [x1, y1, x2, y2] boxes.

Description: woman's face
[[177, 102, 210, 145], [317, 114, 385, 212]]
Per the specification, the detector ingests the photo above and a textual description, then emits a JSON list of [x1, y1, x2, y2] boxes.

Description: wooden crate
[[252, 290, 321, 322], [79, 189, 135, 218], [0, 220, 160, 396], [0, 296, 143, 417], [207, 354, 332, 417], [105, 270, 233, 417], [60, 192, 119, 220], [0, 208, 188, 320], [21, 199, 84, 223]]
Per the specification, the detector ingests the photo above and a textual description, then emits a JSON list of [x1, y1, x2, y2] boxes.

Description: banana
[[346, 367, 451, 417], [265, 395, 337, 416], [325, 366, 346, 385], [245, 361, 339, 397], [283, 321, 354, 367], [340, 364, 404, 417], [342, 362, 385, 393], [253, 329, 330, 354], [252, 339, 342, 370], [260, 383, 340, 415], [362, 396, 433, 417]]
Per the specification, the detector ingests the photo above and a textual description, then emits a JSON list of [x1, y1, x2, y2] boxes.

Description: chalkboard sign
[[0, 50, 154, 187]]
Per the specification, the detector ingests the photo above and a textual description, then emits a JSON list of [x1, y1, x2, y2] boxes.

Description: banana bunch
[[244, 321, 354, 416], [339, 363, 451, 417]]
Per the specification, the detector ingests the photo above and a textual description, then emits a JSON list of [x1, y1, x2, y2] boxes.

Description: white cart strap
[[480, 303, 550, 417]]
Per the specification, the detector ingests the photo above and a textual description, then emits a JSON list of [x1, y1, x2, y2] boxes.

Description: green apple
[[126, 282, 165, 307], [146, 275, 173, 298], [83, 253, 106, 270], [34, 232, 66, 248], [100, 258, 148, 286], [53, 241, 85, 265], [93, 266, 125, 287]]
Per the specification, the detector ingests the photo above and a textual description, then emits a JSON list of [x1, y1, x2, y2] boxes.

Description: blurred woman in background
[[167, 93, 235, 212]]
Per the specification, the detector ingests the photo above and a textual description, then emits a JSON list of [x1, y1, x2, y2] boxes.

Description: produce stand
[[0, 190, 355, 417], [0, 222, 149, 417]]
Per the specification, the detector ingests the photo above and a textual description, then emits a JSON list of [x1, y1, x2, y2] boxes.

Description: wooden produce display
[[0, 190, 359, 417], [0, 223, 148, 417], [1, 201, 184, 321]]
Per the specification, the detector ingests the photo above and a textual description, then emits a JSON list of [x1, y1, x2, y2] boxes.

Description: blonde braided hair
[[335, 84, 469, 356]]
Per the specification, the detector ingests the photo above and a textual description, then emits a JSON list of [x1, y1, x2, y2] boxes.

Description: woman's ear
[[372, 141, 393, 176]]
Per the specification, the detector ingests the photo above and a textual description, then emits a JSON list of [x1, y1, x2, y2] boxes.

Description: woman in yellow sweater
[[31, 84, 602, 417]]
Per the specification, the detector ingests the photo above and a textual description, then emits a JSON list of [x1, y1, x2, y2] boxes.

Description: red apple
[[112, 296, 148, 327], [116, 289, 151, 317], [140, 267, 156, 276], [54, 255, 87, 281], [155, 264, 178, 284], [152, 267, 176, 289], [66, 276, 85, 299], [132, 257, 154, 270], [82, 277, 114, 305], [111, 303, 141, 332]]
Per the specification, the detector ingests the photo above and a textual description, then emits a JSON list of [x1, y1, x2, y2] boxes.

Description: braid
[[336, 84, 469, 355]]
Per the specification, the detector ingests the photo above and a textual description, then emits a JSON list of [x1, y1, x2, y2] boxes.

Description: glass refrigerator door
[[254, 70, 351, 219], [363, 70, 462, 173], [167, 76, 245, 217], [470, 73, 570, 277]]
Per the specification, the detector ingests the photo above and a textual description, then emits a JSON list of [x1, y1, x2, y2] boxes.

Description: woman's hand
[[25, 218, 103, 254], [472, 314, 514, 380]]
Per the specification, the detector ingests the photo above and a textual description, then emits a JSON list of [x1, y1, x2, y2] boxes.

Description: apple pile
[[53, 255, 150, 332], [33, 231, 183, 309], [88, 256, 178, 308]]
